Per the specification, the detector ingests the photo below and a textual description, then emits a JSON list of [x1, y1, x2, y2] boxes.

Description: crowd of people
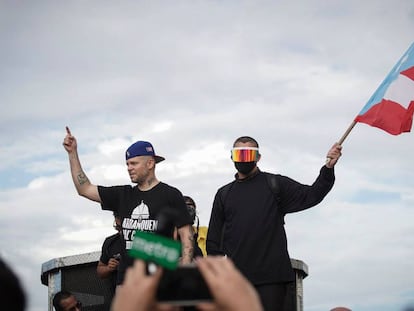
[[58, 127, 342, 311]]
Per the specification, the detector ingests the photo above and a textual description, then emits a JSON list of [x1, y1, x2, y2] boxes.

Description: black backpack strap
[[265, 172, 281, 204], [265, 172, 286, 224]]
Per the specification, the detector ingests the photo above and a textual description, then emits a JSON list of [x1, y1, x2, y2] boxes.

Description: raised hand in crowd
[[196, 256, 263, 311], [111, 260, 179, 311]]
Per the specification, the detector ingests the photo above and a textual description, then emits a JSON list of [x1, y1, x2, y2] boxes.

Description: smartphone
[[152, 263, 212, 306]]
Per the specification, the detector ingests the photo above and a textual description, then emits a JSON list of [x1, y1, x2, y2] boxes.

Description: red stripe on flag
[[355, 99, 414, 135], [401, 66, 414, 81]]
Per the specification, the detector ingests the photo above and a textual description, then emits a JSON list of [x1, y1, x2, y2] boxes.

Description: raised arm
[[62, 126, 101, 202]]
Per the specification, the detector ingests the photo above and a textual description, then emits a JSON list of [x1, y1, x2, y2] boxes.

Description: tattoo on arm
[[184, 227, 194, 260], [188, 228, 195, 243], [76, 171, 89, 185], [183, 247, 194, 261]]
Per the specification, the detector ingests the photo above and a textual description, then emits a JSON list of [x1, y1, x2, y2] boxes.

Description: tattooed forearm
[[182, 248, 194, 262], [76, 171, 89, 185], [182, 227, 194, 261]]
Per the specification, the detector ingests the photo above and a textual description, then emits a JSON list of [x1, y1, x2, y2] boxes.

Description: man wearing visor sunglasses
[[207, 136, 342, 311]]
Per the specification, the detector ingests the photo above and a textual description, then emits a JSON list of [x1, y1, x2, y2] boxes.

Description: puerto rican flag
[[355, 43, 414, 135]]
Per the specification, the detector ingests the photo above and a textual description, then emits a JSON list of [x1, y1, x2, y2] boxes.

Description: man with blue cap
[[63, 126, 194, 286]]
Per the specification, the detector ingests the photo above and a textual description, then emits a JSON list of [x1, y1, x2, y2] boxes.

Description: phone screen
[[156, 264, 212, 306]]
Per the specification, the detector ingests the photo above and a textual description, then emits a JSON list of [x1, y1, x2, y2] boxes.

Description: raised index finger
[[65, 126, 72, 135]]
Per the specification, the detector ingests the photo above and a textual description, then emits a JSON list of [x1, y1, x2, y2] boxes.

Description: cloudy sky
[[1, 1, 414, 310]]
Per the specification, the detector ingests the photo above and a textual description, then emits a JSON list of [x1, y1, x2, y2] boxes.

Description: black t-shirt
[[98, 182, 192, 284], [99, 233, 123, 293]]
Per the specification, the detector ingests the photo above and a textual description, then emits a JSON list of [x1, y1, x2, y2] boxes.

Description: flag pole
[[337, 120, 357, 145]]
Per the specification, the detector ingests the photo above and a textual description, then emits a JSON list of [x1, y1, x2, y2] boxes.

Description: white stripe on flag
[[384, 73, 414, 109]]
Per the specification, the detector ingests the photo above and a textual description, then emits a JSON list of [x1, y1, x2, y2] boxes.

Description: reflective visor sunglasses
[[231, 147, 260, 162]]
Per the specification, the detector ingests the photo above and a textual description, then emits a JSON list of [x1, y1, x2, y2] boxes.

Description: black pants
[[255, 282, 295, 311]]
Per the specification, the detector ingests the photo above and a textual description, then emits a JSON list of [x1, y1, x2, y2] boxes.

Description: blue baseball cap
[[125, 141, 165, 163]]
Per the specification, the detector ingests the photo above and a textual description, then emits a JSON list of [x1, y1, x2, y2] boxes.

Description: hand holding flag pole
[[326, 42, 414, 164], [324, 121, 355, 166]]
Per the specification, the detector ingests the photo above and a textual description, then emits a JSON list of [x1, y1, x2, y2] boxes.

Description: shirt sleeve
[[99, 237, 110, 264], [279, 165, 335, 214], [98, 185, 124, 215]]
